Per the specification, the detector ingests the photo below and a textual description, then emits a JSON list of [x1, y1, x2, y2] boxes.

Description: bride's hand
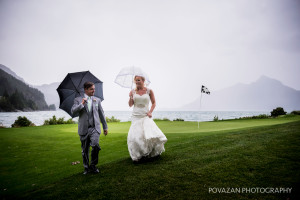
[[147, 112, 152, 118], [129, 91, 133, 99]]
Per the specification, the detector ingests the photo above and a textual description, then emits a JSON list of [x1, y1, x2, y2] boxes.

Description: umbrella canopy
[[114, 66, 150, 88], [56, 71, 103, 118]]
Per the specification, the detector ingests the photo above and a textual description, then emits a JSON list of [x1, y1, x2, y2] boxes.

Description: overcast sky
[[0, 0, 299, 110]]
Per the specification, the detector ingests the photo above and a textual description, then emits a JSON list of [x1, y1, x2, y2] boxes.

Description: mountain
[[0, 64, 25, 82], [34, 82, 60, 109], [0, 69, 50, 112], [181, 76, 300, 111]]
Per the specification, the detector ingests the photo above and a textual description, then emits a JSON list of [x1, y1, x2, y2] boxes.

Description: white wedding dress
[[127, 88, 167, 161]]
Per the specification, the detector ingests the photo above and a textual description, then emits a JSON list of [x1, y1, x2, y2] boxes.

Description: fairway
[[0, 115, 300, 199]]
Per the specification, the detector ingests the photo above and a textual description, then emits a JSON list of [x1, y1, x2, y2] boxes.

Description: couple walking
[[71, 76, 167, 174]]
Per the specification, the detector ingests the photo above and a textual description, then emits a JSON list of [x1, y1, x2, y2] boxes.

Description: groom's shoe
[[90, 165, 99, 174], [83, 168, 89, 175], [93, 168, 99, 174]]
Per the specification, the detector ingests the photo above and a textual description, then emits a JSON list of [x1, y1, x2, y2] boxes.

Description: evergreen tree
[[0, 90, 14, 111], [0, 68, 49, 111], [27, 99, 38, 110], [0, 97, 14, 111], [9, 89, 25, 110], [3, 89, 9, 98]]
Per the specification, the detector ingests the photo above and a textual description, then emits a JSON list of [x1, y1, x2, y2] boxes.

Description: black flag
[[201, 85, 210, 94]]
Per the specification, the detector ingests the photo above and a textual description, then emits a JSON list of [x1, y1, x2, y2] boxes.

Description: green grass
[[1, 115, 300, 199]]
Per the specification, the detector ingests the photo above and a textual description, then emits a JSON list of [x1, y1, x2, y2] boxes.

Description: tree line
[[0, 89, 56, 112], [0, 69, 55, 112]]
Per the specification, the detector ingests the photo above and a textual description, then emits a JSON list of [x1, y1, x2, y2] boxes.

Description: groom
[[71, 81, 108, 175]]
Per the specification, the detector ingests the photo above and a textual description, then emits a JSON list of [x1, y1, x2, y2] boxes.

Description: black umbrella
[[56, 71, 104, 118]]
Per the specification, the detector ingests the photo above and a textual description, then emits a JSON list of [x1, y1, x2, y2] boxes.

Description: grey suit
[[71, 96, 108, 170], [71, 96, 107, 135]]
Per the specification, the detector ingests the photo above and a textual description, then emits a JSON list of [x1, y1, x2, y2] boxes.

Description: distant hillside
[[181, 76, 300, 111], [35, 82, 60, 109], [0, 69, 50, 112], [0, 64, 25, 82]]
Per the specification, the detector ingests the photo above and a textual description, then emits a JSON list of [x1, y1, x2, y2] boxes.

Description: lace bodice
[[131, 88, 150, 118]]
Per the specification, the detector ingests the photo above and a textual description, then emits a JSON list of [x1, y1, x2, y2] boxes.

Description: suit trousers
[[79, 127, 101, 169]]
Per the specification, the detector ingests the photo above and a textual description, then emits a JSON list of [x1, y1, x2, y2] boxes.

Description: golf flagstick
[[198, 91, 203, 128]]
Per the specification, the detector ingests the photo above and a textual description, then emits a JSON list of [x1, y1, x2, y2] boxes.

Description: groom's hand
[[82, 98, 87, 104], [104, 130, 108, 136]]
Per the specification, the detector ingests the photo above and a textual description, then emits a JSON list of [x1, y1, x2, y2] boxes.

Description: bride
[[127, 75, 167, 162]]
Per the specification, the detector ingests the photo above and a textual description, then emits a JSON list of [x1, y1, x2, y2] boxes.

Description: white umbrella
[[114, 66, 151, 89]]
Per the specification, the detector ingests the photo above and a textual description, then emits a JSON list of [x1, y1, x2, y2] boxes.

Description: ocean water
[[0, 110, 270, 128]]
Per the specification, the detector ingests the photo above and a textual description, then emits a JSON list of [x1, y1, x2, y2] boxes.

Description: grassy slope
[[0, 115, 300, 199]]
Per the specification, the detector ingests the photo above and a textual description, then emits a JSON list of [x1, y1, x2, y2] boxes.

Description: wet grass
[[0, 115, 300, 199]]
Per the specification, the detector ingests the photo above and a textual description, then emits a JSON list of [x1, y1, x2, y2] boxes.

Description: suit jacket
[[71, 96, 108, 136]]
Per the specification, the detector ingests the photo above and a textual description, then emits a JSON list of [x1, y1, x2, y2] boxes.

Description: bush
[[12, 116, 35, 127], [253, 114, 270, 119], [44, 115, 57, 125], [105, 116, 120, 122], [173, 118, 184, 121], [291, 110, 300, 115], [44, 115, 75, 125], [153, 118, 170, 121], [237, 114, 270, 120], [271, 107, 287, 117], [65, 118, 75, 124], [213, 115, 219, 121]]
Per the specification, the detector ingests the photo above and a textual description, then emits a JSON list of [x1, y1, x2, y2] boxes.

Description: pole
[[198, 91, 203, 128]]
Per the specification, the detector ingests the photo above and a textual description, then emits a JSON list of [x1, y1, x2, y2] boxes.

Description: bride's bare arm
[[128, 91, 134, 107], [147, 89, 156, 117]]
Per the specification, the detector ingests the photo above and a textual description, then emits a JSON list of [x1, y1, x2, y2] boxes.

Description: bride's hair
[[134, 75, 146, 91], [134, 75, 145, 82]]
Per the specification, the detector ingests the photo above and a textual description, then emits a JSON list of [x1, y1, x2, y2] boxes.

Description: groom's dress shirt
[[84, 94, 92, 112]]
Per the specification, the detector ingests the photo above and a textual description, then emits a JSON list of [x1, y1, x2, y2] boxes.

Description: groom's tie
[[87, 96, 92, 112]]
